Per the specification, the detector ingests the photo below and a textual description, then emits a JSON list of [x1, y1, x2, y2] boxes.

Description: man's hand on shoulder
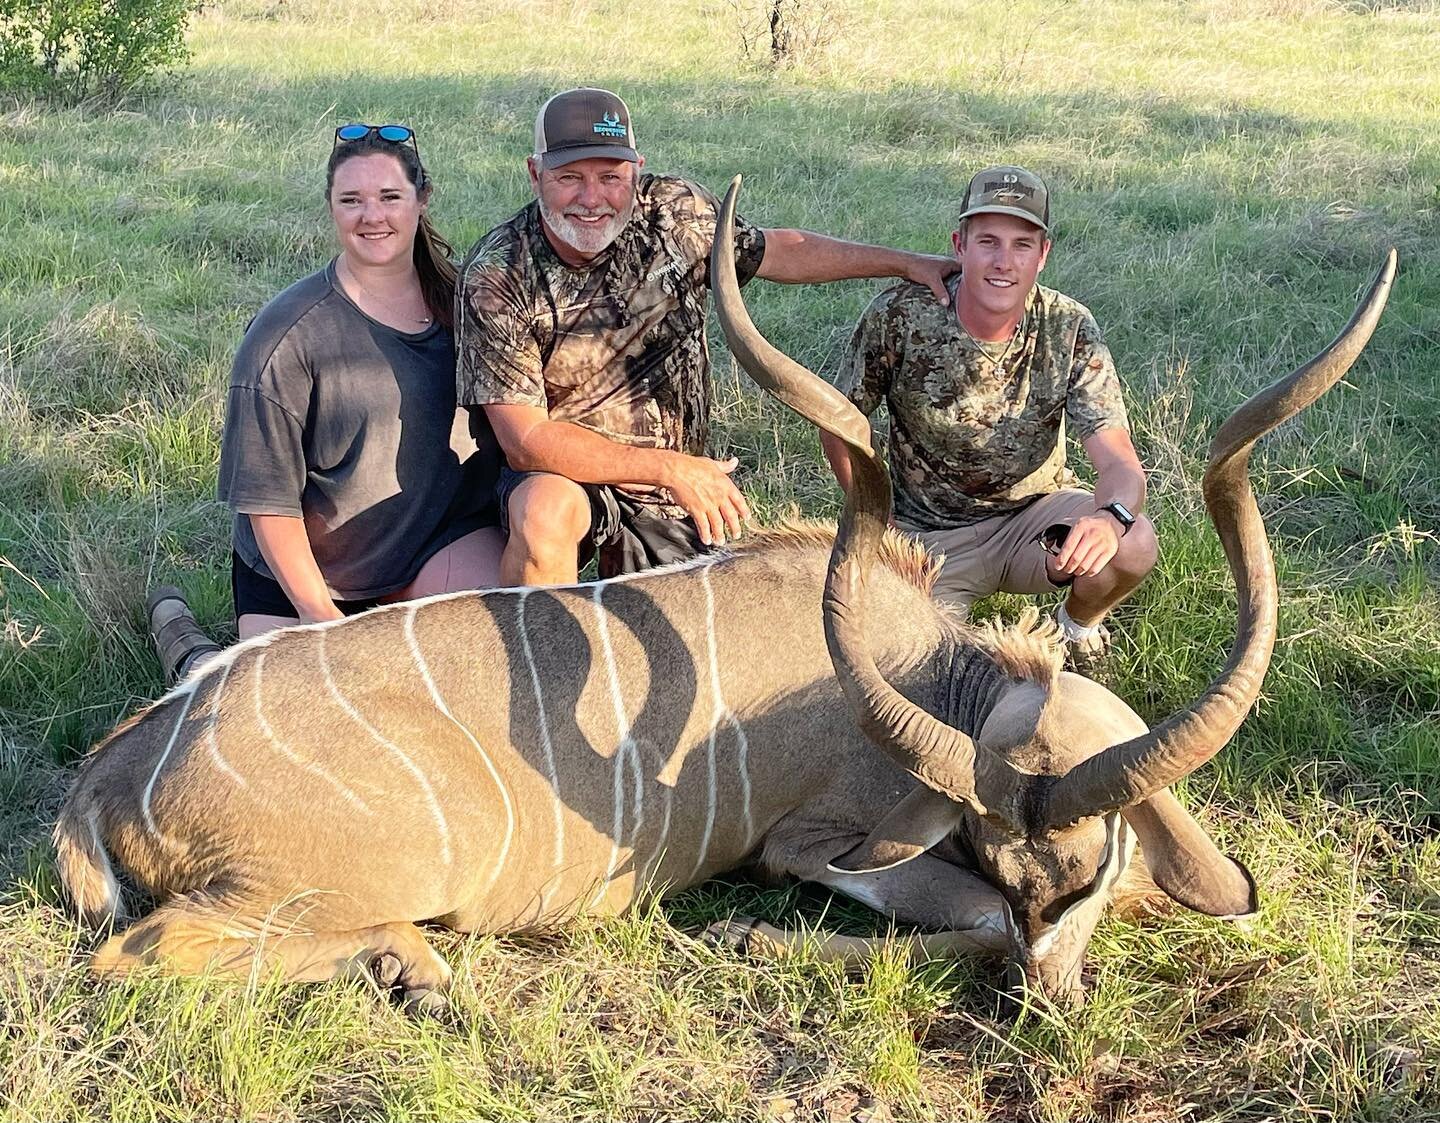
[[901, 252, 960, 306], [1054, 513, 1121, 578], [659, 453, 751, 547]]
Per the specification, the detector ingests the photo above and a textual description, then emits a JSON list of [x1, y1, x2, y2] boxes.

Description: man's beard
[[538, 192, 635, 258]]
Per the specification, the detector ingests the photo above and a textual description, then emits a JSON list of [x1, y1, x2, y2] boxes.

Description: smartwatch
[[1100, 502, 1136, 536]]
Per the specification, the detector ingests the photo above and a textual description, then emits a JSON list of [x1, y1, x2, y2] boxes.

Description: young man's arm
[[1052, 428, 1147, 578], [757, 229, 957, 304], [485, 403, 750, 546]]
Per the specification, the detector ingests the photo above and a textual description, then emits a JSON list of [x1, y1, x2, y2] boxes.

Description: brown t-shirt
[[840, 277, 1129, 530], [455, 173, 766, 504]]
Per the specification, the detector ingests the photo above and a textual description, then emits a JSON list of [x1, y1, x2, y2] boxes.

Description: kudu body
[[54, 181, 1395, 1006]]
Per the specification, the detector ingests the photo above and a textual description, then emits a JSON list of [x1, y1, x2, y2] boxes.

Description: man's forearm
[[1083, 428, 1148, 522], [756, 229, 945, 286], [1092, 462, 1147, 519], [504, 418, 680, 490]]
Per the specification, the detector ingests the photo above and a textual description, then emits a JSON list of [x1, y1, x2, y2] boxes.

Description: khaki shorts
[[905, 489, 1097, 615]]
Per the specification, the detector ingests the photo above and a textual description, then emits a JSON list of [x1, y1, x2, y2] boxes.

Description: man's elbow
[[483, 410, 549, 473], [498, 438, 548, 474]]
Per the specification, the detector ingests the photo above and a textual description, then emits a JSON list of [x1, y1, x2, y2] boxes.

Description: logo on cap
[[959, 165, 1050, 232], [593, 111, 628, 138]]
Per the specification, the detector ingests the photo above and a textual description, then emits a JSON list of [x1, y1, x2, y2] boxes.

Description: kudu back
[[54, 180, 1395, 1007]]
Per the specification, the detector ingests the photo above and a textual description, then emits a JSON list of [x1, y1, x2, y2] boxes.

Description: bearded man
[[457, 87, 960, 584], [822, 166, 1157, 670]]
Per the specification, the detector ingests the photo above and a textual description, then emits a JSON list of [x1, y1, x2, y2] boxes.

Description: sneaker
[[146, 585, 222, 683], [1055, 604, 1112, 677], [1062, 621, 1111, 677]]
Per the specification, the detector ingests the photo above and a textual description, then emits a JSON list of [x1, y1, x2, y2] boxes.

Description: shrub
[[0, 0, 200, 103]]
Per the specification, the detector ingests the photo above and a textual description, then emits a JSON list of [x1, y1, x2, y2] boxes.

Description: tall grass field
[[2, 0, 1439, 1118]]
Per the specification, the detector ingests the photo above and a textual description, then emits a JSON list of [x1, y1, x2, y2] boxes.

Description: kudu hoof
[[370, 952, 403, 989], [702, 916, 759, 954], [403, 987, 450, 1020]]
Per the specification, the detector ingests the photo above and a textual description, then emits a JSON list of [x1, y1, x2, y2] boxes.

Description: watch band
[[1100, 502, 1135, 536]]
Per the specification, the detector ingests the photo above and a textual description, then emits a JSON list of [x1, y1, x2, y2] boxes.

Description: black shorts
[[230, 553, 385, 621], [496, 467, 709, 579]]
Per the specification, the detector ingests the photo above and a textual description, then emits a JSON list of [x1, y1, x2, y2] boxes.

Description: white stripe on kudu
[[317, 629, 453, 867], [695, 561, 753, 873], [252, 650, 373, 814], [591, 583, 646, 898], [142, 685, 197, 843], [517, 590, 566, 879], [405, 603, 514, 899], [203, 661, 247, 789]]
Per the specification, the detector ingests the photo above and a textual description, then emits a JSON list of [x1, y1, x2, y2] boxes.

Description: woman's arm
[[249, 514, 344, 622]]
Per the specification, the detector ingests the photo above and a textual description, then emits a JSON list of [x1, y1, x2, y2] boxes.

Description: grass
[[2, 0, 1439, 1118]]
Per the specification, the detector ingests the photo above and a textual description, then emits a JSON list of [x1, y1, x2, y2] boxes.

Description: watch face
[[1106, 502, 1135, 525]]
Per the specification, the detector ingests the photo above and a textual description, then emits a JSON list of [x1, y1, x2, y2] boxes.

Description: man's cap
[[533, 87, 639, 170], [958, 165, 1050, 232]]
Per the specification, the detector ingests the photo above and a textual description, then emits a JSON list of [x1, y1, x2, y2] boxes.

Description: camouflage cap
[[533, 87, 640, 170], [958, 165, 1050, 233]]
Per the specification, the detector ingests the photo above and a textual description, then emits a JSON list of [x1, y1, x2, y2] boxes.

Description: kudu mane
[[740, 520, 1063, 692], [737, 519, 941, 594]]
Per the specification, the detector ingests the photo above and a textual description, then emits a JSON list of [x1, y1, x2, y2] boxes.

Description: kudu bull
[[54, 178, 1395, 1010]]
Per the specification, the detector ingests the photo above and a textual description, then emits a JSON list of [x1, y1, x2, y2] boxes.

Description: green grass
[[2, 0, 1439, 1118]]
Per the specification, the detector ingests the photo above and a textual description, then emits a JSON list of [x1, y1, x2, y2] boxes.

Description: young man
[[822, 165, 1157, 669], [456, 87, 960, 585]]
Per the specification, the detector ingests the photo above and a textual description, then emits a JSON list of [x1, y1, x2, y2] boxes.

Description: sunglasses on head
[[333, 123, 418, 149]]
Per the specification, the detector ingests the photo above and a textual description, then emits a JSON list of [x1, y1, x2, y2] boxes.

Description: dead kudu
[[54, 182, 1395, 1010]]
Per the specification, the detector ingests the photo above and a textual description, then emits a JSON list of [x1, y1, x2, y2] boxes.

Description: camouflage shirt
[[840, 275, 1129, 530], [455, 174, 766, 505]]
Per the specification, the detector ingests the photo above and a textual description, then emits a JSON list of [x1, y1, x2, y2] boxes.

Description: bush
[[0, 0, 200, 103]]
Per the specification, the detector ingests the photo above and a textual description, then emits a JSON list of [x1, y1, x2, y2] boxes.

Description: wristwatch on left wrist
[[1100, 501, 1136, 536]]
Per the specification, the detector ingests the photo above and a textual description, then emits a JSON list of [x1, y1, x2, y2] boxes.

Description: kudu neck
[[937, 638, 1015, 738]]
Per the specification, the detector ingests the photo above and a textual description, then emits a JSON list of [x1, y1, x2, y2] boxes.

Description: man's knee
[[1110, 515, 1158, 583], [507, 475, 592, 550]]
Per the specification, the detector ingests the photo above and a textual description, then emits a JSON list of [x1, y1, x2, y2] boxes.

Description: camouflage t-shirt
[[840, 276, 1129, 530], [455, 173, 766, 505]]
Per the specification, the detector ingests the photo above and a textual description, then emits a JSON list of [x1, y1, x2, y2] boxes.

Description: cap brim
[[957, 204, 1049, 233], [540, 145, 640, 170]]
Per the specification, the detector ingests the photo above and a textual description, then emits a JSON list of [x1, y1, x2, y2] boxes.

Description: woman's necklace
[[339, 256, 431, 325]]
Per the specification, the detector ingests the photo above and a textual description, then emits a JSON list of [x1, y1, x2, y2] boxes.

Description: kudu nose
[[995, 958, 1087, 1018]]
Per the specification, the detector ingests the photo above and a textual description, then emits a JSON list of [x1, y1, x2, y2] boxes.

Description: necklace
[[339, 256, 431, 325], [958, 309, 1026, 365]]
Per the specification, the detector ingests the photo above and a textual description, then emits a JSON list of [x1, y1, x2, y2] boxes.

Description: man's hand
[[1053, 513, 1121, 578], [902, 253, 960, 306], [661, 454, 751, 546]]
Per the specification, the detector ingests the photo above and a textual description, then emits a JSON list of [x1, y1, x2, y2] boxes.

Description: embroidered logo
[[593, 112, 628, 138], [645, 259, 687, 284]]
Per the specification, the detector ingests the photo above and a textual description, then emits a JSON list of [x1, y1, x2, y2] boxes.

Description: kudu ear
[[1122, 788, 1257, 919], [826, 787, 967, 874]]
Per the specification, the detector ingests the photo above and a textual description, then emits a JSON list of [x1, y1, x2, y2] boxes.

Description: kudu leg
[[91, 896, 452, 1001], [709, 853, 1010, 966]]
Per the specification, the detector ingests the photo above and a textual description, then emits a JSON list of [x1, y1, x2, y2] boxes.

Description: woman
[[153, 124, 502, 680]]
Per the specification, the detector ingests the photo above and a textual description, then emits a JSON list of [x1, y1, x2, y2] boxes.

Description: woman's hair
[[326, 135, 457, 330]]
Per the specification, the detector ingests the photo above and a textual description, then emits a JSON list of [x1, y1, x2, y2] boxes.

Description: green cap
[[958, 165, 1050, 233]]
